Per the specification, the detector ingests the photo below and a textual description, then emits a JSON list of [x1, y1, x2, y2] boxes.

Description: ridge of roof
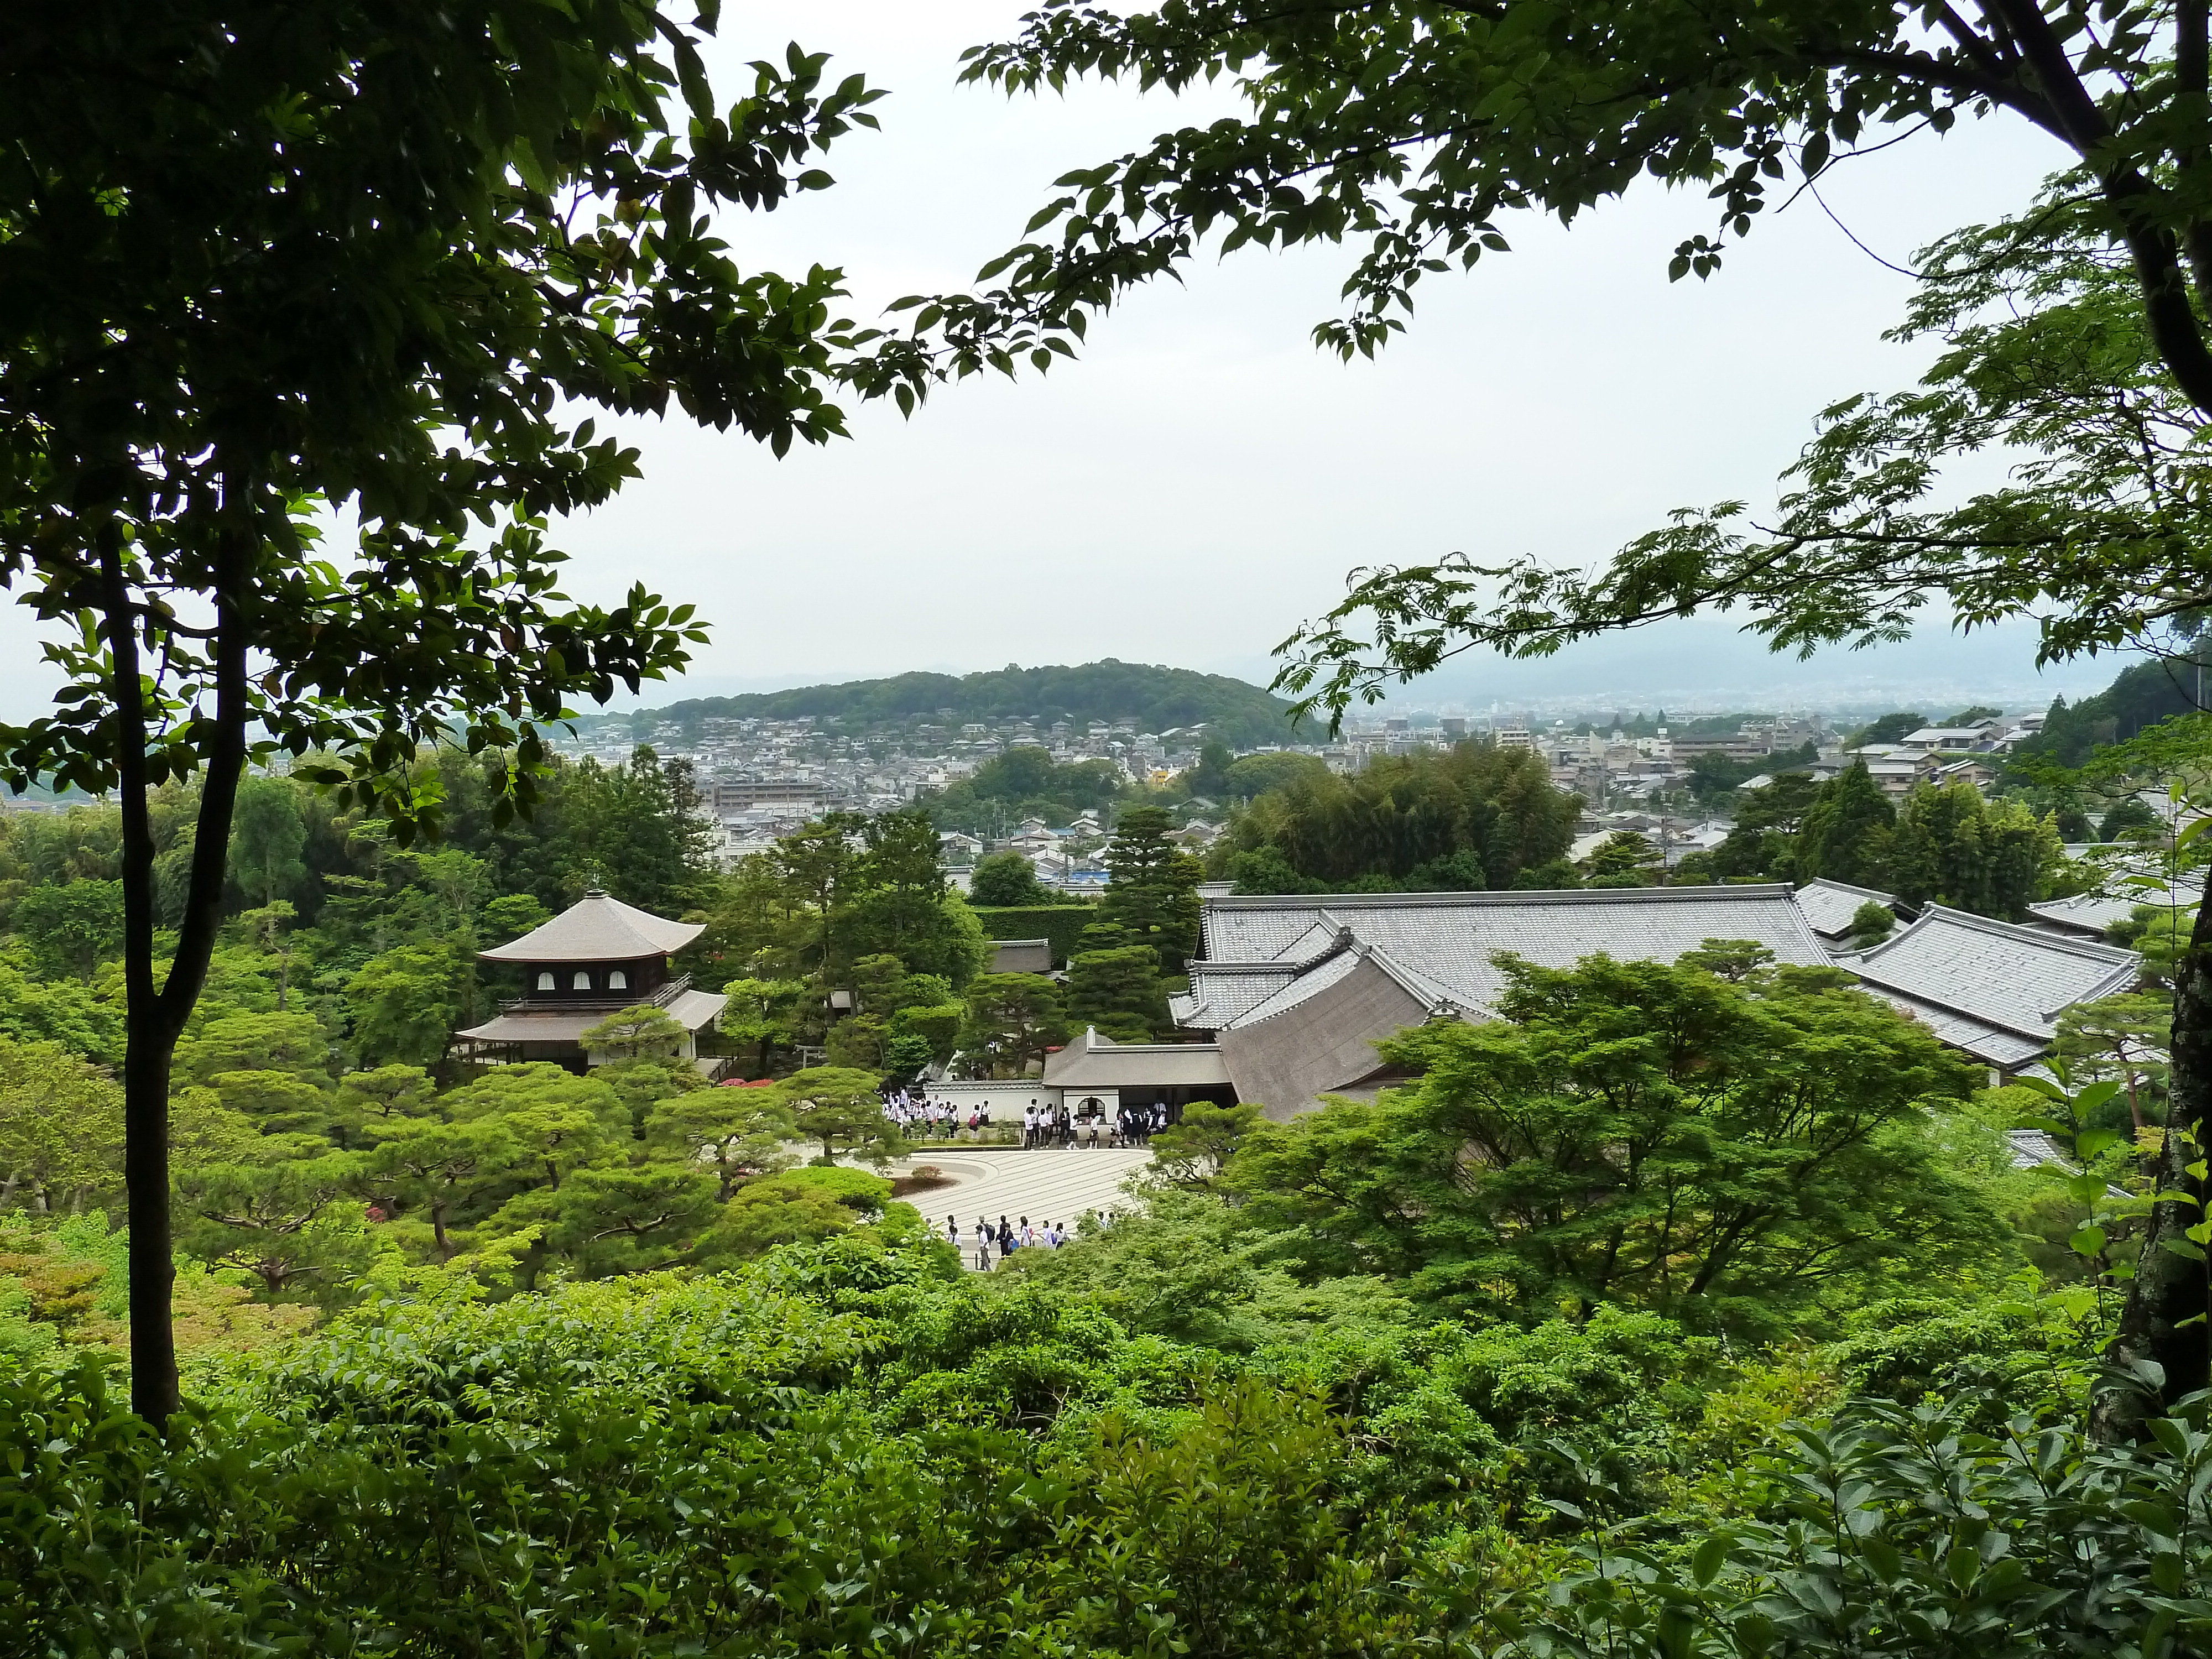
[[1860, 980, 2083, 1048], [1218, 946, 1370, 1030], [1192, 925, 1360, 974], [1854, 903, 2140, 971], [1203, 882, 1799, 911], [1797, 877, 1899, 904]]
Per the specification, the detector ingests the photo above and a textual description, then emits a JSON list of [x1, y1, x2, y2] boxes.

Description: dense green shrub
[[1477, 1389, 2212, 1659], [967, 904, 1097, 967], [2, 1261, 1405, 1657], [2, 1221, 2199, 1658]]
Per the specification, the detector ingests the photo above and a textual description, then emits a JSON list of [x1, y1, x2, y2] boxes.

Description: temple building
[[452, 890, 727, 1070]]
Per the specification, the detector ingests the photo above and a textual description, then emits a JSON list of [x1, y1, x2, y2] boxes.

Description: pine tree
[[1065, 946, 1171, 1042], [1791, 763, 1896, 889], [1099, 807, 1204, 971]]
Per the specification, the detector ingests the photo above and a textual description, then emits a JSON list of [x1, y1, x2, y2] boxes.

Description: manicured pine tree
[[1098, 808, 1204, 972], [1065, 946, 1172, 1043]]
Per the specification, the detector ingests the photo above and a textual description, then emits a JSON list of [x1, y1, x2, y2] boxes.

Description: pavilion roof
[[478, 890, 703, 963]]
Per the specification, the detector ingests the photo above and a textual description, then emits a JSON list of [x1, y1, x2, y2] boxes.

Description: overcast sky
[[0, 2, 2119, 718]]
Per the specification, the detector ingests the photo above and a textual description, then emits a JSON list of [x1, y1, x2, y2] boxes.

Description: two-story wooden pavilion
[[452, 890, 728, 1070]]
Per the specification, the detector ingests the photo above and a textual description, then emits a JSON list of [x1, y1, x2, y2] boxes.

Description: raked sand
[[881, 1147, 1155, 1264]]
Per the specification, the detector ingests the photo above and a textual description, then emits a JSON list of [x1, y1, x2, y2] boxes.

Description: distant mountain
[[645, 660, 1309, 749]]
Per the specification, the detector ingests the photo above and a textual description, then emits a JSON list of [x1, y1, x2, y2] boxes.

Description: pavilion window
[[536, 971, 555, 992], [573, 970, 592, 991], [608, 969, 628, 990]]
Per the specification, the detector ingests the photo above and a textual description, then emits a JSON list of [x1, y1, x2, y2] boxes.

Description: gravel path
[[888, 1147, 1154, 1265]]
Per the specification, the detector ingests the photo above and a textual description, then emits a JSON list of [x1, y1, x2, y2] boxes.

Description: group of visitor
[[880, 1090, 992, 1141], [1018, 1099, 1167, 1149], [878, 1089, 1173, 1148], [948, 1210, 1118, 1271]]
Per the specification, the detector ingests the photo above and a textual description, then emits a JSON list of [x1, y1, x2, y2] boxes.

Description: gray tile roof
[[1844, 905, 2140, 1067], [1178, 962, 1304, 1028], [988, 940, 1055, 974], [2006, 1128, 2075, 1172], [1794, 878, 1900, 941], [1218, 945, 1368, 1028], [1191, 885, 1831, 1021], [1857, 987, 2050, 1070], [1042, 1027, 1231, 1088], [2026, 893, 2140, 936], [2028, 885, 2199, 937], [1202, 901, 1343, 963], [456, 988, 728, 1044], [480, 891, 704, 963]]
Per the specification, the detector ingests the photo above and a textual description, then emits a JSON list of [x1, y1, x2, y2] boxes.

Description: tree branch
[[159, 476, 253, 1036]]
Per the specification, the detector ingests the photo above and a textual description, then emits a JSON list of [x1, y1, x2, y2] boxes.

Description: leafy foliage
[[1214, 743, 1577, 894], [1230, 952, 1996, 1335]]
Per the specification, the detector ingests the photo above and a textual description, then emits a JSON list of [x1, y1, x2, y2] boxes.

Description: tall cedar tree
[[1792, 765, 1897, 891], [2, 2, 881, 1418], [1097, 807, 1203, 972]]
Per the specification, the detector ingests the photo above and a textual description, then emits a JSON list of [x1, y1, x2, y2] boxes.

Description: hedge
[[969, 903, 1098, 967]]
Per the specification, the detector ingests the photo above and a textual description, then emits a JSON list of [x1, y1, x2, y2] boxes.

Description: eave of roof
[[456, 988, 728, 1044]]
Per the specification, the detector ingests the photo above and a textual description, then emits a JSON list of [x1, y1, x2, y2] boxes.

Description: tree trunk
[[106, 494, 253, 1426], [121, 1006, 180, 1418], [2099, 878, 2212, 1439]]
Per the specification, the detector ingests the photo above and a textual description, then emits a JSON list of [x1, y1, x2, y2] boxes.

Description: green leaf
[[1691, 1531, 1730, 1587], [2075, 1128, 2124, 1161]]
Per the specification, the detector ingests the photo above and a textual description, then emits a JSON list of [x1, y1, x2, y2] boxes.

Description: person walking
[[997, 1215, 1013, 1265]]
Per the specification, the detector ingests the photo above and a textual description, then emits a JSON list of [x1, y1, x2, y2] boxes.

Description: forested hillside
[[650, 660, 1307, 748], [2021, 653, 2212, 766]]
